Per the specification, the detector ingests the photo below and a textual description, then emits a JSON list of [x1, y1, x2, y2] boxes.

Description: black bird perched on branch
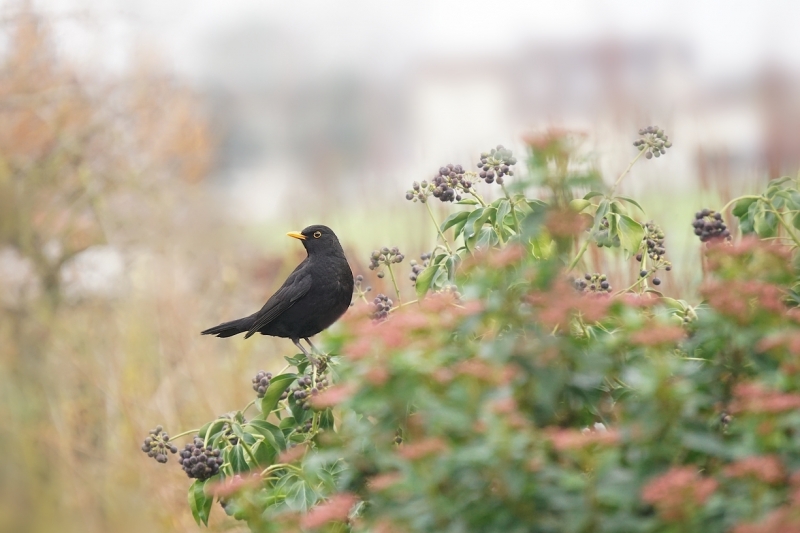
[[201, 225, 353, 359]]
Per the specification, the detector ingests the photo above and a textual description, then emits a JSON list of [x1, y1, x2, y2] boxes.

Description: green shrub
[[146, 130, 800, 533]]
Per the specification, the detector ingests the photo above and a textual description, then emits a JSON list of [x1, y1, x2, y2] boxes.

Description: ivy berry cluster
[[141, 425, 178, 464], [251, 370, 273, 398], [693, 209, 731, 242], [289, 374, 329, 411], [369, 247, 404, 279], [178, 437, 222, 480], [409, 252, 432, 285], [574, 273, 612, 294], [478, 145, 516, 184], [634, 126, 672, 159], [370, 293, 394, 322]]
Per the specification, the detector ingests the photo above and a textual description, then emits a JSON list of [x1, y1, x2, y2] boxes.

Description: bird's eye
[[313, 231, 322, 239]]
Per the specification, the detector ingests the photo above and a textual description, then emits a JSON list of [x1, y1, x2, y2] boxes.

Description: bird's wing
[[244, 265, 313, 339]]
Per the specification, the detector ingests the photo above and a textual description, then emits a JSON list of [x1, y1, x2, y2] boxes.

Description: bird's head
[[287, 225, 345, 256]]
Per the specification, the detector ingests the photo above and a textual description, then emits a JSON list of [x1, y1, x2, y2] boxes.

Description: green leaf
[[569, 198, 591, 213], [247, 419, 286, 452], [615, 196, 645, 213], [456, 198, 478, 205], [593, 199, 610, 232], [188, 479, 214, 527], [732, 197, 758, 218], [226, 444, 249, 473], [284, 476, 319, 512], [415, 262, 441, 298], [440, 210, 470, 234], [616, 214, 645, 256], [753, 204, 778, 237], [496, 199, 511, 227], [258, 373, 297, 417], [203, 419, 227, 448], [583, 191, 604, 200], [463, 207, 485, 240]]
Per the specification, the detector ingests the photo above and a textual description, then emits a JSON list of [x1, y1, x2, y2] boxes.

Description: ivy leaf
[[496, 199, 511, 227], [415, 262, 441, 298], [615, 196, 645, 214], [258, 373, 297, 418], [284, 475, 319, 512], [226, 444, 249, 473], [753, 204, 778, 237], [583, 191, 604, 200], [456, 198, 478, 205], [616, 214, 645, 256], [440, 210, 470, 234], [569, 198, 591, 213], [188, 479, 214, 527], [732, 197, 758, 218], [463, 207, 485, 240], [247, 419, 286, 454]]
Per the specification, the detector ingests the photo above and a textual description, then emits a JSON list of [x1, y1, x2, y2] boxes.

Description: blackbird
[[201, 225, 353, 358]]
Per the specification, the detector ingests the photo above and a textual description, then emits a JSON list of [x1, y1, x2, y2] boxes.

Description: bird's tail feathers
[[201, 316, 256, 338]]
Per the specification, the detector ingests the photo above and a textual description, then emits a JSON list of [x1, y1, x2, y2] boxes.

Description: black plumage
[[201, 225, 353, 357]]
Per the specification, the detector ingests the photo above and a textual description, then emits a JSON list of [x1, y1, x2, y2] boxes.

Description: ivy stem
[[567, 237, 591, 273], [167, 428, 201, 441], [261, 463, 303, 477], [424, 201, 453, 254], [719, 195, 761, 215], [609, 149, 645, 197], [468, 188, 488, 207], [241, 399, 256, 415], [386, 263, 401, 303], [569, 150, 645, 273], [766, 200, 800, 248], [501, 184, 521, 234], [239, 436, 259, 466], [388, 299, 418, 313]]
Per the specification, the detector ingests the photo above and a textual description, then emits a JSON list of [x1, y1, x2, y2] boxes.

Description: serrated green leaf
[[415, 262, 440, 299], [258, 373, 297, 418], [188, 479, 213, 527], [616, 214, 645, 256]]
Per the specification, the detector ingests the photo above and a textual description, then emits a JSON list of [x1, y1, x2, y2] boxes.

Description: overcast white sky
[[15, 0, 800, 82]]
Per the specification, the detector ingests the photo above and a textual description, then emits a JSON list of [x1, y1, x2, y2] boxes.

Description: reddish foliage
[[545, 427, 619, 451], [641, 466, 718, 522], [724, 455, 786, 484], [396, 438, 447, 460], [528, 278, 612, 330], [368, 472, 403, 491], [309, 384, 356, 409], [301, 493, 358, 529], [545, 209, 590, 238], [629, 324, 685, 347], [730, 382, 800, 414], [277, 444, 307, 465]]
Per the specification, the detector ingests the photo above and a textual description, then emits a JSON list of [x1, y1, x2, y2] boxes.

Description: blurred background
[[0, 0, 798, 531]]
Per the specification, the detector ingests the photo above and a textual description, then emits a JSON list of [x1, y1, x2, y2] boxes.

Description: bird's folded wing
[[244, 272, 313, 339]]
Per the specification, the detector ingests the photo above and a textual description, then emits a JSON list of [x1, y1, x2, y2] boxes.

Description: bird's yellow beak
[[286, 231, 306, 240]]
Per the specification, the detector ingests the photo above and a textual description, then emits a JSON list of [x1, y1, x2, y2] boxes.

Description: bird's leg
[[304, 337, 321, 355], [293, 338, 320, 368]]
